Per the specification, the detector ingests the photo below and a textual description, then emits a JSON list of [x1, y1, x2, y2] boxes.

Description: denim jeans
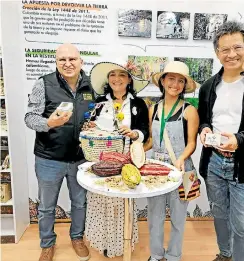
[[205, 151, 244, 261], [147, 189, 188, 261], [35, 156, 87, 248]]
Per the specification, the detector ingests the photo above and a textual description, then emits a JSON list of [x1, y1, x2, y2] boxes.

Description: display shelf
[[0, 168, 11, 173], [0, 1, 30, 244], [1, 229, 15, 236], [0, 198, 13, 206], [0, 130, 8, 136], [1, 215, 15, 243]]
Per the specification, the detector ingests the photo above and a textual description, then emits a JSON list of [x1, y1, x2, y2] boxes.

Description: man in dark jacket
[[25, 43, 94, 261], [198, 21, 244, 261]]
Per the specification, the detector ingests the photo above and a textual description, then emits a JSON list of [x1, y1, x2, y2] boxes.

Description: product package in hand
[[205, 133, 221, 146], [56, 102, 73, 116], [57, 102, 73, 112], [205, 133, 234, 152]]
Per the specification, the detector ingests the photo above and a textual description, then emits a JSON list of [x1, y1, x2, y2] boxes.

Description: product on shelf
[[0, 172, 11, 182], [1, 155, 10, 170], [1, 100, 7, 133], [0, 183, 12, 203], [0, 78, 4, 96], [0, 205, 13, 214], [0, 136, 8, 147]]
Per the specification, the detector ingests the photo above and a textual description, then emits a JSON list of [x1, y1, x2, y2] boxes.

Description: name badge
[[83, 93, 93, 100], [154, 152, 164, 161]]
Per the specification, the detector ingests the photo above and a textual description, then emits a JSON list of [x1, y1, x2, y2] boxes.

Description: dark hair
[[103, 73, 136, 100], [213, 20, 244, 51], [158, 73, 186, 99]]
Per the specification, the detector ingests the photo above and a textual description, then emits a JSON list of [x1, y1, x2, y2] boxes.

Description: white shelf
[[0, 129, 8, 136], [1, 228, 15, 236], [0, 198, 13, 206], [0, 168, 11, 173], [1, 1, 31, 243], [1, 214, 13, 218], [0, 215, 15, 236]]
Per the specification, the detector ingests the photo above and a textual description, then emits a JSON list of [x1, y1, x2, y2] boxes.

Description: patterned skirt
[[85, 191, 139, 257]]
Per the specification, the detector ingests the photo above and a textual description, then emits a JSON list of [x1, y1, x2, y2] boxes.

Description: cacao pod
[[130, 141, 145, 168], [99, 151, 131, 164], [139, 164, 171, 176], [92, 161, 123, 177], [121, 164, 141, 189]]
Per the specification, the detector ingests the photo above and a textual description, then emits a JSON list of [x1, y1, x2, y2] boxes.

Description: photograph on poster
[[128, 55, 168, 81], [193, 13, 228, 40], [174, 57, 213, 85], [156, 11, 190, 39], [118, 9, 152, 38]]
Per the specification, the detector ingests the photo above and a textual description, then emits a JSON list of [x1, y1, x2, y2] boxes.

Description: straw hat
[[152, 61, 200, 93], [90, 61, 150, 95]]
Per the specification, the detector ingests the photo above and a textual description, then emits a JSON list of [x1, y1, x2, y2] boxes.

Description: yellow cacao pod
[[122, 164, 141, 189]]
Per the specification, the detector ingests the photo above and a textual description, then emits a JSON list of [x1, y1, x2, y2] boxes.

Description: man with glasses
[[25, 43, 94, 261], [198, 21, 244, 261]]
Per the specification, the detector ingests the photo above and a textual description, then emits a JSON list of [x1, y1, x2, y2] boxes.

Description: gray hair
[[213, 20, 244, 50]]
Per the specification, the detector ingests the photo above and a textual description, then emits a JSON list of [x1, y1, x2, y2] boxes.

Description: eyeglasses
[[217, 44, 244, 55], [56, 57, 79, 65]]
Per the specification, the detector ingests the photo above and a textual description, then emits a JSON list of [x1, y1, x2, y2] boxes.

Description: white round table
[[77, 160, 182, 261]]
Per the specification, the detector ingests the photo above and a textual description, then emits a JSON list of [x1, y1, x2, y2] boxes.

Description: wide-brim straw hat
[[90, 62, 150, 95], [152, 61, 200, 93]]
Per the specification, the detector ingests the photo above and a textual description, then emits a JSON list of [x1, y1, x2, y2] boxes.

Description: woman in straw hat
[[144, 61, 200, 261], [84, 61, 150, 258]]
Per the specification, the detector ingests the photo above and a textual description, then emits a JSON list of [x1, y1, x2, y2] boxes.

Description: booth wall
[[1, 0, 243, 221]]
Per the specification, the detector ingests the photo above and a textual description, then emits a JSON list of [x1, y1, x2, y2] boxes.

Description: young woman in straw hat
[[84, 61, 149, 258], [144, 61, 200, 261]]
